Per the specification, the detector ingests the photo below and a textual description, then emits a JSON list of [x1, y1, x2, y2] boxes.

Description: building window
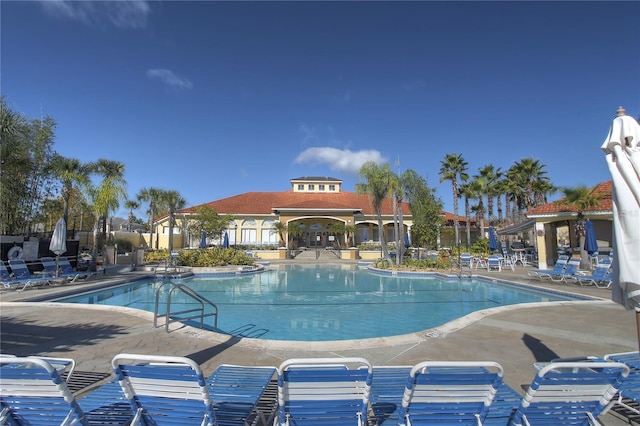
[[242, 229, 257, 243], [308, 184, 315, 191], [319, 184, 325, 191], [329, 184, 335, 191], [242, 218, 257, 226], [297, 184, 304, 191]]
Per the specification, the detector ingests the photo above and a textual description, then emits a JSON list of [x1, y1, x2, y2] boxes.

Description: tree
[[287, 222, 304, 248], [439, 154, 468, 246], [327, 221, 346, 248], [137, 187, 163, 250], [356, 161, 393, 262], [478, 165, 502, 224], [87, 159, 127, 271], [401, 170, 443, 253], [159, 189, 187, 252], [50, 155, 92, 236], [124, 199, 140, 231], [272, 221, 287, 247], [0, 98, 57, 235], [459, 182, 473, 247], [189, 206, 235, 246]]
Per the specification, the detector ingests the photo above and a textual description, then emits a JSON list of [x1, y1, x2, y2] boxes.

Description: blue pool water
[[55, 265, 585, 341]]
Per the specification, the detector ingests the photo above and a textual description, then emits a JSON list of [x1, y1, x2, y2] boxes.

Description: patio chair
[[369, 365, 521, 426], [57, 257, 97, 282], [7, 259, 50, 291], [112, 353, 216, 426], [545, 258, 581, 282], [527, 255, 569, 280], [571, 263, 612, 288], [508, 360, 629, 426], [487, 255, 502, 272], [207, 364, 276, 426], [40, 256, 85, 282], [394, 361, 505, 426], [0, 355, 88, 425], [460, 253, 472, 269], [0, 260, 30, 290], [273, 357, 373, 426]]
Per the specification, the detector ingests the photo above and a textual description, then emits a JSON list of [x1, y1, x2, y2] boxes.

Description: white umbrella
[[601, 106, 640, 348], [49, 217, 67, 277]]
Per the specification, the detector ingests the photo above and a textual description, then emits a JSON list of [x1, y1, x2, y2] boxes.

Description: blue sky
[[3, 1, 639, 219]]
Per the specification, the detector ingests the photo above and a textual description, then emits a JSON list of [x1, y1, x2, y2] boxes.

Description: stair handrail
[[153, 281, 218, 333]]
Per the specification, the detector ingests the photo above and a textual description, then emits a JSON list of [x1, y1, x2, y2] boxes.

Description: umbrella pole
[[55, 256, 60, 278]]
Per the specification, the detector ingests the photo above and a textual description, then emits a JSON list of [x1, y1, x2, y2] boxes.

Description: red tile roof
[[526, 181, 612, 216], [178, 190, 477, 225], [180, 190, 406, 216]]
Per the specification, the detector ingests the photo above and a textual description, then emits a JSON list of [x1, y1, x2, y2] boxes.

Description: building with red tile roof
[[520, 181, 613, 268], [154, 176, 476, 251]]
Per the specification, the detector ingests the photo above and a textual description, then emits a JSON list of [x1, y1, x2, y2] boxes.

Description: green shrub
[[144, 248, 255, 267]]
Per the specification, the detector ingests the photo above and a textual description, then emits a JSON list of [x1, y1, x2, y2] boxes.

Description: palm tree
[[273, 221, 287, 247], [137, 187, 163, 250], [468, 174, 487, 238], [439, 154, 468, 246], [356, 161, 393, 262], [327, 221, 346, 248], [459, 182, 473, 248], [478, 165, 502, 224], [124, 199, 140, 231], [50, 155, 92, 236], [87, 159, 127, 271], [287, 222, 304, 249], [160, 189, 187, 252]]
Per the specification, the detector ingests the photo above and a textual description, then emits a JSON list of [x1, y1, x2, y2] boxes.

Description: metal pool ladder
[[153, 280, 218, 333]]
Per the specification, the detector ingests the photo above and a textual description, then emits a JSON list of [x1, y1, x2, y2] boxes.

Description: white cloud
[[146, 69, 193, 90], [294, 147, 387, 176], [40, 1, 151, 29]]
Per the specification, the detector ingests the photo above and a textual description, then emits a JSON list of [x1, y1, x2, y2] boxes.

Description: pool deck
[[1, 260, 639, 425]]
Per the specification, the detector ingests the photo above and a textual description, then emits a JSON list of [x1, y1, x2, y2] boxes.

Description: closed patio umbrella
[[49, 218, 67, 277], [488, 226, 499, 252], [583, 219, 598, 255], [199, 231, 207, 249], [222, 232, 229, 249], [601, 107, 640, 349]]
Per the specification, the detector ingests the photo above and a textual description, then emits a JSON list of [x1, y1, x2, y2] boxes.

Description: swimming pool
[[55, 264, 587, 341]]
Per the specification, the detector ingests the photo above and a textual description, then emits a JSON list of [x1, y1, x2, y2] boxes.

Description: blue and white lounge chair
[[41, 257, 95, 282], [527, 255, 569, 279], [603, 351, 640, 415], [112, 353, 216, 426], [508, 360, 629, 426], [460, 253, 472, 269], [274, 357, 373, 426], [543, 257, 581, 282], [0, 355, 88, 425], [370, 365, 521, 426], [59, 257, 96, 280], [487, 255, 502, 272], [395, 361, 504, 426], [572, 263, 612, 288], [0, 260, 30, 290], [6, 259, 49, 291], [207, 364, 275, 426]]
